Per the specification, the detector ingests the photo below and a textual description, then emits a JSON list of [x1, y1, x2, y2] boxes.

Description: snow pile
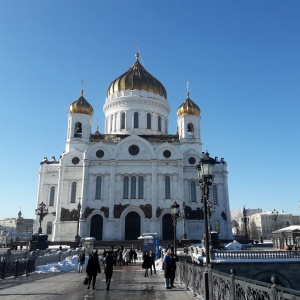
[[225, 240, 253, 250], [36, 255, 81, 273]]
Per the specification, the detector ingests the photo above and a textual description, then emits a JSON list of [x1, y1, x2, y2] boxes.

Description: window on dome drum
[[74, 122, 82, 137], [110, 116, 113, 132], [121, 112, 125, 130], [134, 112, 139, 128], [123, 176, 129, 199], [131, 176, 136, 198], [165, 176, 171, 199], [213, 185, 218, 205], [49, 186, 55, 206], [46, 221, 52, 235], [95, 176, 102, 200], [190, 181, 196, 202], [187, 123, 194, 133], [147, 113, 151, 129], [138, 176, 144, 199], [165, 120, 168, 134], [70, 182, 77, 203], [214, 220, 220, 233], [158, 116, 161, 132]]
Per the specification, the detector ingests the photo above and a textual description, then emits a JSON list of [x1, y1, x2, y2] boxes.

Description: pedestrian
[[170, 252, 178, 288], [123, 248, 130, 265], [86, 252, 101, 290], [104, 250, 115, 291], [142, 251, 152, 277], [149, 251, 156, 275], [78, 252, 85, 273], [163, 250, 172, 289], [133, 249, 137, 264]]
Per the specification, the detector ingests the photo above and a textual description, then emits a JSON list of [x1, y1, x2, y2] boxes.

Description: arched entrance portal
[[162, 213, 173, 240], [125, 212, 141, 240], [90, 214, 103, 240]]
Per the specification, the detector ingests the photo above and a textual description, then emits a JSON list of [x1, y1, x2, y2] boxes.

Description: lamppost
[[181, 199, 187, 240], [171, 201, 180, 254], [272, 209, 278, 230], [196, 151, 216, 265], [35, 202, 49, 234], [75, 202, 82, 243], [242, 206, 249, 241]]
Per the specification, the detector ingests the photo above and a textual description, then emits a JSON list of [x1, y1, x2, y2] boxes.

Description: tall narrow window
[[123, 176, 129, 199], [46, 222, 52, 234], [147, 113, 151, 129], [190, 181, 196, 202], [74, 122, 82, 137], [49, 186, 55, 206], [165, 176, 170, 199], [70, 182, 77, 203], [131, 176, 136, 198], [110, 116, 113, 132], [165, 119, 168, 134], [138, 176, 144, 199], [121, 112, 125, 129], [214, 220, 220, 233], [158, 116, 161, 132], [134, 112, 139, 128], [213, 185, 218, 205], [95, 176, 102, 200]]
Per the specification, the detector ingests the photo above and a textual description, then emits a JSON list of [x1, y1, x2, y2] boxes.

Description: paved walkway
[[0, 265, 200, 299]]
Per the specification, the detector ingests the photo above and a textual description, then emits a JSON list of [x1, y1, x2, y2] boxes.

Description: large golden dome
[[177, 93, 200, 116], [69, 90, 94, 115], [107, 53, 167, 98]]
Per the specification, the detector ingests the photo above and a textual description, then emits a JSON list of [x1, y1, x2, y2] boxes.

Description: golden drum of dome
[[177, 97, 200, 116], [69, 96, 94, 115], [107, 54, 167, 98]]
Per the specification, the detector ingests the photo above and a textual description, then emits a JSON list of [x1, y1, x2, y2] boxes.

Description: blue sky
[[0, 1, 300, 220]]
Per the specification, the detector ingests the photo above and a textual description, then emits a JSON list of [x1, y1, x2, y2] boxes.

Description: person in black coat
[[86, 252, 101, 290], [170, 252, 178, 288], [142, 251, 152, 277], [104, 251, 116, 291]]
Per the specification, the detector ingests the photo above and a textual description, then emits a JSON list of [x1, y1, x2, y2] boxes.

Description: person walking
[[163, 250, 172, 289], [104, 250, 115, 291], [149, 251, 156, 275], [78, 252, 85, 273], [170, 252, 178, 288], [142, 251, 152, 277], [86, 252, 101, 290]]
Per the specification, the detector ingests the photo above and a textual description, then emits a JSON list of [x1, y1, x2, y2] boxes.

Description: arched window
[[213, 185, 218, 205], [131, 176, 136, 198], [138, 176, 144, 199], [187, 123, 194, 133], [49, 186, 55, 206], [74, 122, 82, 137], [214, 220, 220, 233], [134, 112, 139, 128], [95, 176, 102, 199], [46, 221, 52, 234], [158, 116, 161, 132], [121, 112, 125, 129], [147, 113, 151, 129], [123, 176, 129, 199], [165, 176, 170, 199], [70, 182, 77, 203], [190, 181, 196, 202]]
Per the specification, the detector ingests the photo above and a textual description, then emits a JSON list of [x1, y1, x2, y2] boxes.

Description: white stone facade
[[33, 56, 233, 242]]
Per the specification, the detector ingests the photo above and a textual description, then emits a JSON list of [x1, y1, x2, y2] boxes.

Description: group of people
[[103, 245, 138, 266], [142, 250, 156, 277], [79, 249, 116, 291]]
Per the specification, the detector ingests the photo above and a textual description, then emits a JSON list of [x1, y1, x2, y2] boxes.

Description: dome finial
[[80, 80, 84, 96], [186, 81, 190, 98], [135, 52, 140, 61]]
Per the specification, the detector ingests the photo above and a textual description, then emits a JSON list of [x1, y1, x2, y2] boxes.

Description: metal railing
[[176, 260, 300, 300]]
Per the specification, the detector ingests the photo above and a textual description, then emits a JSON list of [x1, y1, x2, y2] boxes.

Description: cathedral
[[33, 53, 233, 242]]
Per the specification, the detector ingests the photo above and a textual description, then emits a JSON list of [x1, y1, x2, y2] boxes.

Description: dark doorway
[[125, 212, 140, 240], [162, 213, 173, 240], [90, 214, 103, 240]]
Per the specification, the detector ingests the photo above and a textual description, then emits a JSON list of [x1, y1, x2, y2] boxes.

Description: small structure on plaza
[[272, 225, 300, 249]]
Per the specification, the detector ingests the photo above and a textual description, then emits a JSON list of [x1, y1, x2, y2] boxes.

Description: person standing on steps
[[149, 251, 156, 275], [104, 251, 115, 291], [86, 252, 101, 290], [142, 251, 152, 277]]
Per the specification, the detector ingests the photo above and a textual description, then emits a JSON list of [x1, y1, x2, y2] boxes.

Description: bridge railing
[[176, 260, 300, 300]]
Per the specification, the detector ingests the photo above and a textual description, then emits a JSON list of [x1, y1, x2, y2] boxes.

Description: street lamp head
[[196, 151, 216, 185], [171, 201, 180, 217]]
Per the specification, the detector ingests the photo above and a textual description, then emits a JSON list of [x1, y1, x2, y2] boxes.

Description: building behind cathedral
[[33, 53, 233, 242]]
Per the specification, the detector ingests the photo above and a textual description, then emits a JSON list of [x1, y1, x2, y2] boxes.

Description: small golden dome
[[177, 93, 200, 116], [107, 53, 167, 98], [69, 90, 94, 116]]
